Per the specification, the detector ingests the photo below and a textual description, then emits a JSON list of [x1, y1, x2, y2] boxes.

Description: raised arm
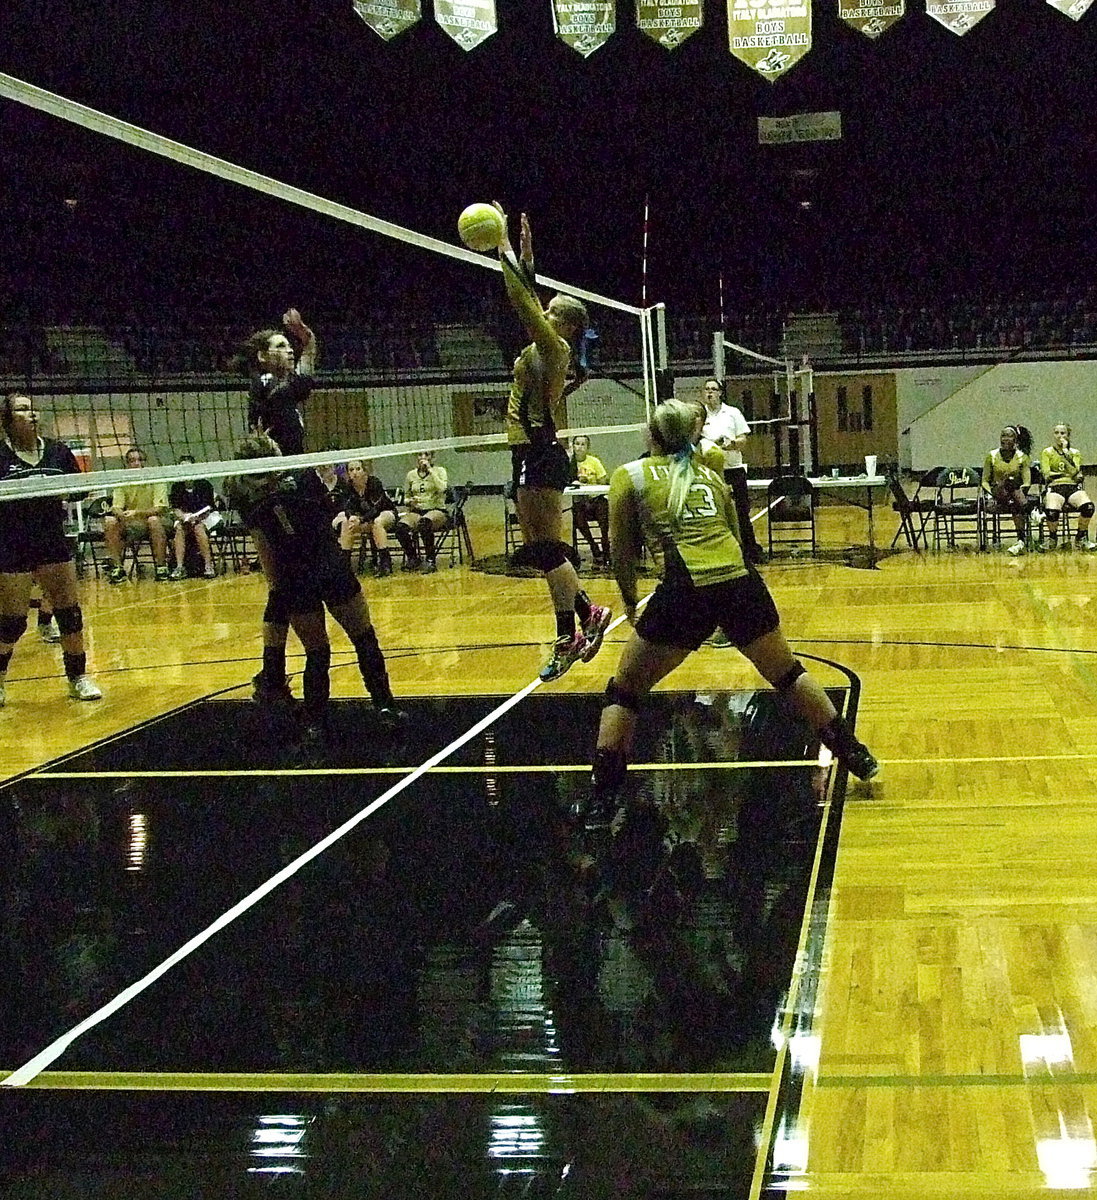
[[495, 206, 568, 367], [284, 308, 318, 376]]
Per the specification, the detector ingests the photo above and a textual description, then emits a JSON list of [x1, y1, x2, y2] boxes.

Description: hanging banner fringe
[[1046, 0, 1093, 18], [552, 0, 616, 57], [838, 0, 905, 38], [925, 0, 994, 34], [637, 0, 704, 48], [434, 0, 497, 49], [728, 0, 811, 80], [353, 0, 422, 40]]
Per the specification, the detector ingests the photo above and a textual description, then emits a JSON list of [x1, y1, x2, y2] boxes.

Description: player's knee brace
[[774, 661, 806, 694], [1080, 502, 1095, 520], [511, 540, 570, 573], [604, 677, 642, 712], [53, 604, 83, 636], [0, 613, 29, 644]]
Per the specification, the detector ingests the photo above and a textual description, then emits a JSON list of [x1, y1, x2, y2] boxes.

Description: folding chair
[[889, 466, 941, 550], [767, 475, 816, 557], [502, 480, 523, 558], [432, 483, 476, 567], [932, 467, 983, 550]]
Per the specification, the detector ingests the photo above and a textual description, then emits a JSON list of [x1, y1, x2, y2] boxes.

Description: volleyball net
[[713, 331, 817, 475], [0, 70, 662, 503]]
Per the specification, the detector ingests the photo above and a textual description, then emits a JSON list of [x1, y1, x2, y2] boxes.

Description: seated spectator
[[169, 454, 218, 579], [394, 450, 449, 574], [982, 425, 1033, 556], [333, 459, 398, 576], [1039, 423, 1096, 550], [103, 446, 170, 582], [568, 434, 610, 564]]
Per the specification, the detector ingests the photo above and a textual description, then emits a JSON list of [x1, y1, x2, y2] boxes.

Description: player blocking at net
[[489, 203, 611, 682], [239, 308, 320, 705], [224, 433, 404, 740], [0, 393, 102, 706]]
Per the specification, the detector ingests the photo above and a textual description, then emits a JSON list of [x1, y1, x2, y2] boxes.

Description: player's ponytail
[[649, 399, 698, 523]]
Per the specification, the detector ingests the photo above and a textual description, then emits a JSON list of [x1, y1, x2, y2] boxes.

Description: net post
[[712, 330, 725, 385]]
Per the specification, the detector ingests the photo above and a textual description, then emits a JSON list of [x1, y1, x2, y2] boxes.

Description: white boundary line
[[2, 611, 640, 1088]]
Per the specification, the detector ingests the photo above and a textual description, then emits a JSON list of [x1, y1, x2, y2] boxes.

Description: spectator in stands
[[700, 378, 764, 564], [169, 454, 217, 579], [395, 450, 449, 574], [0, 392, 102, 704], [103, 446, 171, 582], [568, 434, 610, 565], [982, 425, 1033, 556], [1039, 423, 1096, 550], [334, 459, 398, 576]]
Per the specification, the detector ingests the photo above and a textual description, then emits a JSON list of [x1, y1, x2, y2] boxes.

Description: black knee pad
[[775, 661, 806, 694], [563, 541, 581, 570], [263, 590, 291, 626], [0, 613, 29, 644], [53, 604, 83, 636], [604, 677, 642, 712], [1080, 502, 1095, 520], [511, 539, 569, 573]]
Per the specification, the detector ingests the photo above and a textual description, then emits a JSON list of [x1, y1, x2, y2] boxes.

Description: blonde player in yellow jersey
[[494, 203, 611, 681], [1039, 423, 1096, 550], [587, 399, 878, 819]]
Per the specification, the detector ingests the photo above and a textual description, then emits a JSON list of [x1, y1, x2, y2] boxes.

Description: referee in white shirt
[[700, 378, 764, 564]]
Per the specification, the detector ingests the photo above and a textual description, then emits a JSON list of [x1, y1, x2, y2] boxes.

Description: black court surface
[[0, 680, 861, 1198]]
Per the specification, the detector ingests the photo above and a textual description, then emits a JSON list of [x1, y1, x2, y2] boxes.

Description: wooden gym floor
[[3, 498, 1097, 1196]]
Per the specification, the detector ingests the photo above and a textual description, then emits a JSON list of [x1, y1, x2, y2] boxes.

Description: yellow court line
[[0, 1069, 772, 1093], [30, 760, 823, 779]]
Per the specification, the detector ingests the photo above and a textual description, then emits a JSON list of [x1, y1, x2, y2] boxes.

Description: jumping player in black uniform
[[224, 433, 402, 737], [239, 308, 319, 704], [0, 393, 102, 706]]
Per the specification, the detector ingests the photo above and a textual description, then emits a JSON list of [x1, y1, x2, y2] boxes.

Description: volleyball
[[458, 203, 504, 252]]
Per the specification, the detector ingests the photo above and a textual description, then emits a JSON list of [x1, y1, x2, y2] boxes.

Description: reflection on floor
[[0, 688, 853, 1197]]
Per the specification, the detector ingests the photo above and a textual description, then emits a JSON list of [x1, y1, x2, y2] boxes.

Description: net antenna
[[713, 332, 816, 475], [0, 69, 662, 499]]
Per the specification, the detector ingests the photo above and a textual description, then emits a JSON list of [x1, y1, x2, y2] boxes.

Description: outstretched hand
[[283, 308, 313, 342], [519, 212, 533, 269], [492, 201, 513, 257]]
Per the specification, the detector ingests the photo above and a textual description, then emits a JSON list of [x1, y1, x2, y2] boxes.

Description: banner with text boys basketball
[[552, 0, 616, 56], [434, 0, 497, 48], [727, 0, 811, 80], [353, 0, 422, 39], [637, 0, 704, 47]]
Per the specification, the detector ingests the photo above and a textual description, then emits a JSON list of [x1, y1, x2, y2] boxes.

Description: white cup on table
[[864, 455, 877, 477]]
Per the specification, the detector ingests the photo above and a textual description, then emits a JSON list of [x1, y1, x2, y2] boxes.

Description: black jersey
[[247, 372, 313, 457], [0, 438, 82, 547], [335, 476, 396, 523], [169, 478, 216, 514], [237, 475, 340, 576]]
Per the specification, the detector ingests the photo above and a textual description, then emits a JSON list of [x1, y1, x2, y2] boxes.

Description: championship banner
[[925, 0, 994, 34], [838, 0, 904, 38], [434, 0, 497, 49], [728, 0, 811, 81], [1046, 0, 1093, 18], [637, 0, 703, 48], [352, 0, 421, 40], [552, 0, 616, 57]]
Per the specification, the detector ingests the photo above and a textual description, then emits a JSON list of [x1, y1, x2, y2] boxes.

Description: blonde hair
[[550, 294, 588, 337], [649, 399, 699, 523]]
